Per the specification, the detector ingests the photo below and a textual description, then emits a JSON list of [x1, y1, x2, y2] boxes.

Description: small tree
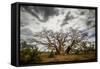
[[48, 49, 55, 58]]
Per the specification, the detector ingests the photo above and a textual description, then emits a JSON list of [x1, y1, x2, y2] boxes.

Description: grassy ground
[[40, 52, 96, 63], [20, 50, 96, 65]]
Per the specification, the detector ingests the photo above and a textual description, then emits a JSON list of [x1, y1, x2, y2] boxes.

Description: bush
[[48, 50, 55, 58], [75, 50, 80, 55], [20, 47, 41, 64]]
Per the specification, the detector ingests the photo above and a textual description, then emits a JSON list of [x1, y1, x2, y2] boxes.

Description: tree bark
[[65, 40, 75, 54]]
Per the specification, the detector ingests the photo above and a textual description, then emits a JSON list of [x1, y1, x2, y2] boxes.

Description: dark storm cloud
[[21, 6, 59, 22], [21, 28, 33, 36], [61, 9, 95, 31], [89, 33, 95, 38], [60, 11, 71, 27], [20, 6, 96, 42], [78, 9, 95, 29], [86, 10, 95, 28], [61, 11, 78, 27], [20, 20, 29, 27]]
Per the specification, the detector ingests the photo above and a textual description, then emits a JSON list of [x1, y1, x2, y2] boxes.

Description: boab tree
[[32, 28, 83, 55]]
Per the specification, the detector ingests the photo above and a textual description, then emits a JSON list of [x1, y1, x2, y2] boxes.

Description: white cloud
[[20, 6, 95, 42]]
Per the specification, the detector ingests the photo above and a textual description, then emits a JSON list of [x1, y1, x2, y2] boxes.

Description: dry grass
[[40, 52, 96, 63]]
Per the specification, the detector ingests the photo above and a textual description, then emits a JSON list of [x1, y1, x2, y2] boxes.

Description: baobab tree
[[32, 28, 85, 55]]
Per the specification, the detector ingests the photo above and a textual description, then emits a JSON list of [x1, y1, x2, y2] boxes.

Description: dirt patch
[[40, 53, 96, 63]]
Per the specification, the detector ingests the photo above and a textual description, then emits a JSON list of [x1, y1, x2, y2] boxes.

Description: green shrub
[[20, 47, 41, 64], [48, 50, 55, 58]]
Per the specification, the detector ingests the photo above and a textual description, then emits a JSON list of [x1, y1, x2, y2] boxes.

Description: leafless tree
[[32, 28, 86, 55]]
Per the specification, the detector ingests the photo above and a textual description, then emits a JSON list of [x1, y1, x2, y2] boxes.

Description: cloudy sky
[[20, 5, 96, 43]]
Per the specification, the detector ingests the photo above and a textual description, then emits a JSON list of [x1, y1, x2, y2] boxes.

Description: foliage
[[48, 50, 55, 58], [20, 42, 42, 64]]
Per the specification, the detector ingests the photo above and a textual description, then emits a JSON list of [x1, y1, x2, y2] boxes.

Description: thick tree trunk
[[65, 46, 71, 54], [55, 45, 65, 55], [65, 40, 75, 54]]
